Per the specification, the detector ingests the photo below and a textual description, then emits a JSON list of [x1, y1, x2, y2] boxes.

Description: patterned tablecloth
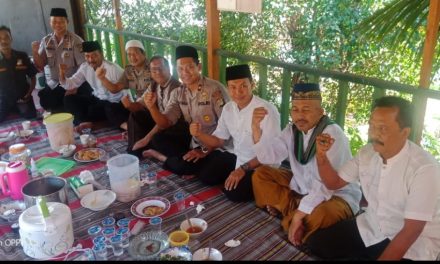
[[0, 116, 313, 260]]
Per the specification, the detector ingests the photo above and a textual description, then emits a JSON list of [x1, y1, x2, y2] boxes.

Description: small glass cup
[[92, 235, 106, 247], [116, 218, 131, 228], [116, 227, 130, 248], [102, 227, 116, 248], [149, 216, 162, 233], [102, 216, 115, 228], [146, 171, 157, 189], [174, 191, 185, 211], [92, 243, 108, 260], [88, 225, 102, 240], [110, 235, 124, 256]]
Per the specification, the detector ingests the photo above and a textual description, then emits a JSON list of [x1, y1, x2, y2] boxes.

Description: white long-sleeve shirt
[[339, 141, 440, 260], [60, 60, 124, 103], [254, 123, 362, 215], [213, 95, 281, 168]]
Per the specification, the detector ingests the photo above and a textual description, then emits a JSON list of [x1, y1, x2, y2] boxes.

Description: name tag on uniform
[[198, 101, 210, 106]]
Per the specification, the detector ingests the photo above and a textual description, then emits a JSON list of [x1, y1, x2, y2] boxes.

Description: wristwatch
[[240, 162, 251, 172], [201, 146, 209, 154]]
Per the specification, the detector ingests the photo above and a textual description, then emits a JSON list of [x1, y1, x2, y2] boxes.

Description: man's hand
[[189, 122, 202, 137], [182, 149, 207, 163], [252, 107, 268, 128], [224, 168, 245, 191], [59, 63, 67, 75], [133, 135, 151, 151], [316, 133, 334, 156], [288, 211, 307, 246], [31, 41, 40, 53], [121, 95, 131, 109], [143, 91, 157, 110], [95, 66, 107, 80]]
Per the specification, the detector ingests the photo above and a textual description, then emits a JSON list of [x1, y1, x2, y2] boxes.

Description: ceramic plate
[[130, 196, 170, 219], [80, 190, 116, 211], [159, 246, 192, 261], [0, 131, 17, 143], [73, 148, 105, 163], [192, 248, 223, 261], [128, 231, 169, 260]]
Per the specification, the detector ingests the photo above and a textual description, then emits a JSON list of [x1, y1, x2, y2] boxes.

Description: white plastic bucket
[[43, 113, 75, 151], [107, 154, 141, 202]]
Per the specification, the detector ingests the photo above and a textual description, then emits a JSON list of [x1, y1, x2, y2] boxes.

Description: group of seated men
[[0, 7, 439, 260]]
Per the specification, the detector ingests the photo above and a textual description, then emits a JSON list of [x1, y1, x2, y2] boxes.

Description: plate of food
[[73, 148, 105, 162], [130, 196, 170, 219], [128, 231, 169, 260], [17, 129, 34, 138], [159, 246, 192, 261]]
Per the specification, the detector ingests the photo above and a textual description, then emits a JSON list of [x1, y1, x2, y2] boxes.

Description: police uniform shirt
[[61, 60, 124, 103], [163, 76, 229, 148], [213, 95, 281, 168], [140, 77, 181, 113], [118, 62, 152, 99], [0, 50, 37, 100], [38, 31, 84, 88]]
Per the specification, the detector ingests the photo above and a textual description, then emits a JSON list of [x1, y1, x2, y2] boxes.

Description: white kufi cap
[[125, 40, 145, 52]]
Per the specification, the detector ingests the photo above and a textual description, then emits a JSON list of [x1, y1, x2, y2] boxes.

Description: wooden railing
[[84, 24, 440, 140]]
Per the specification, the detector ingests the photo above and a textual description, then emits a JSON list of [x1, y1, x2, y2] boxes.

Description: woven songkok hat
[[226, 64, 252, 82], [292, 83, 321, 100], [82, 41, 101, 53], [175, 45, 199, 62], [50, 8, 67, 18]]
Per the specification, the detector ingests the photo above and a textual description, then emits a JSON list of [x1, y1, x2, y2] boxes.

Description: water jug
[[0, 161, 30, 200], [43, 113, 75, 151], [107, 154, 141, 202]]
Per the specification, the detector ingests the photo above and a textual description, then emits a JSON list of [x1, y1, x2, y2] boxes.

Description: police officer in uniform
[[143, 45, 229, 177], [31, 8, 91, 113]]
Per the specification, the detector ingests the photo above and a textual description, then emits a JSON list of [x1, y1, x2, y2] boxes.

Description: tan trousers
[[252, 165, 354, 242]]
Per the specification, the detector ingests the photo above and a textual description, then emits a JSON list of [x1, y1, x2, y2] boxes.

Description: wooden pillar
[[112, 0, 127, 66], [70, 0, 86, 39], [414, 0, 440, 144], [205, 0, 221, 80]]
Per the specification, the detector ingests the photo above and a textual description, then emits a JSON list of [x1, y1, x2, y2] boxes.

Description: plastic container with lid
[[19, 202, 74, 259], [43, 113, 75, 151], [9, 143, 31, 167]]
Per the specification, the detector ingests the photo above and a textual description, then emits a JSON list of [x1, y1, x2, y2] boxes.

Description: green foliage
[[83, 0, 440, 159]]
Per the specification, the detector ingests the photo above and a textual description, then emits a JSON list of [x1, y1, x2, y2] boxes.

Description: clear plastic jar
[[9, 143, 31, 167]]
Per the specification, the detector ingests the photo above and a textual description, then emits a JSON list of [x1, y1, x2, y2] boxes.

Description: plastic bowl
[[180, 218, 208, 238], [192, 247, 222, 261], [58, 144, 77, 157], [168, 230, 190, 247]]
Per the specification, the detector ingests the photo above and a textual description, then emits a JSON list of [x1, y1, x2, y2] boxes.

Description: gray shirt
[[38, 31, 84, 88], [163, 76, 229, 148]]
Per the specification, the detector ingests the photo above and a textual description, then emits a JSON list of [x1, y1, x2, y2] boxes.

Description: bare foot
[[266, 205, 281, 217], [120, 122, 128, 131], [121, 131, 128, 140], [142, 149, 167, 162]]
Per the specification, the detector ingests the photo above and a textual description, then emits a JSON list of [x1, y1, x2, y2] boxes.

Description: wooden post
[[205, 0, 221, 80], [112, 0, 126, 66], [70, 0, 86, 39], [414, 0, 440, 144]]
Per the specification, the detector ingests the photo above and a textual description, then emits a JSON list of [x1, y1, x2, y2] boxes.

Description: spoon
[[207, 239, 212, 260], [185, 212, 193, 229]]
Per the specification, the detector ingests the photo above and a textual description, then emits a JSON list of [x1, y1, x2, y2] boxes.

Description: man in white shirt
[[308, 96, 440, 260], [59, 41, 128, 130], [189, 64, 281, 201], [251, 83, 362, 246]]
